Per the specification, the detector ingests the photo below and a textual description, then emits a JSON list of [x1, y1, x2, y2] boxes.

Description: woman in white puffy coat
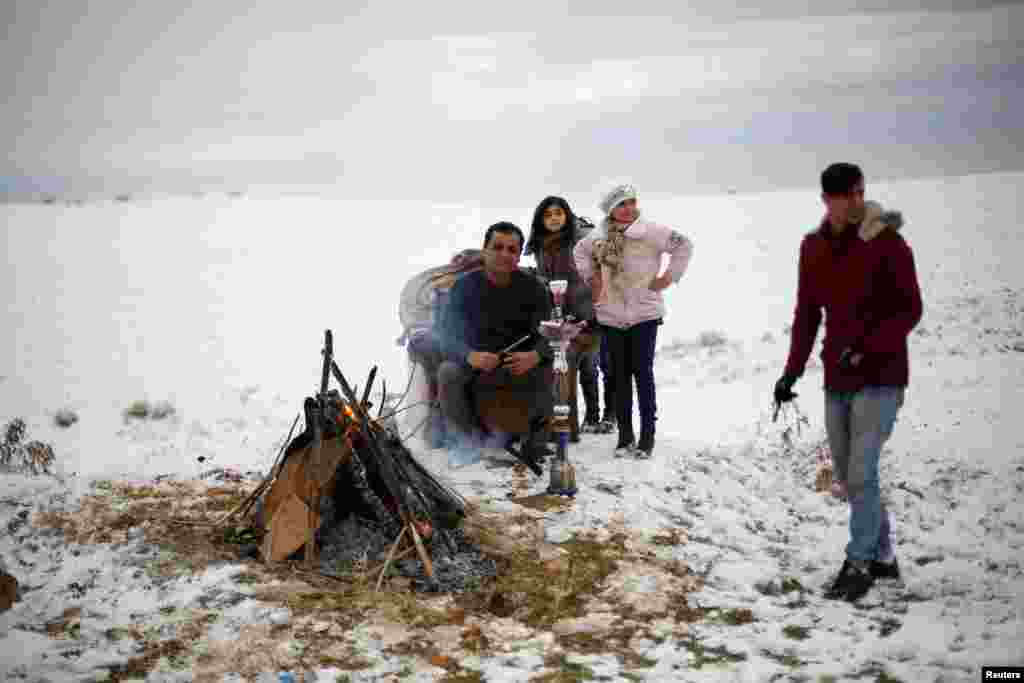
[[574, 184, 693, 457]]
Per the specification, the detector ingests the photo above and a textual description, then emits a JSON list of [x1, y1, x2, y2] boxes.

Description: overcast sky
[[3, 1, 1022, 202]]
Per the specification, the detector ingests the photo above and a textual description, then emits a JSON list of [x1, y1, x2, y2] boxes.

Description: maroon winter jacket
[[784, 203, 923, 393]]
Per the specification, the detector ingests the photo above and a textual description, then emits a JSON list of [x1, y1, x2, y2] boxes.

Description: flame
[[336, 403, 359, 436], [340, 403, 366, 446]]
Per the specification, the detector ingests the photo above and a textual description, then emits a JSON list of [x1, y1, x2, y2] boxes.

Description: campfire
[[227, 330, 481, 591]]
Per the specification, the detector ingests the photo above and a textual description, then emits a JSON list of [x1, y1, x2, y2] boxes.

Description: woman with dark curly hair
[[525, 196, 607, 441]]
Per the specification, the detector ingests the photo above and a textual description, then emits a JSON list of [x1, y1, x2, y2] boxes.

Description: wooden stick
[[408, 520, 434, 579], [360, 366, 377, 412], [375, 525, 408, 592], [233, 479, 270, 523], [369, 544, 416, 579], [214, 481, 266, 527], [286, 566, 348, 585], [270, 414, 302, 479], [169, 517, 221, 526], [215, 414, 300, 527]]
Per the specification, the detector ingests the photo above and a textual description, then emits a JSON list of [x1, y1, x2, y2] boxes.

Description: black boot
[[614, 421, 635, 457], [524, 420, 551, 474], [579, 364, 601, 434], [870, 558, 900, 580], [637, 426, 655, 458], [596, 413, 616, 434], [521, 418, 549, 458], [824, 559, 875, 602], [599, 375, 616, 433]]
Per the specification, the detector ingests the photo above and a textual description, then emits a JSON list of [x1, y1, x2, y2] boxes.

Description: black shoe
[[825, 560, 875, 602], [614, 430, 636, 457], [637, 430, 654, 458], [510, 441, 545, 476], [830, 560, 876, 601], [870, 558, 900, 580]]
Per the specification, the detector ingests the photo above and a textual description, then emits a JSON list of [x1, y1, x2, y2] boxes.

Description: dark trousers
[[598, 333, 614, 417], [576, 347, 600, 423], [568, 332, 601, 430], [437, 361, 551, 443], [603, 319, 661, 441]]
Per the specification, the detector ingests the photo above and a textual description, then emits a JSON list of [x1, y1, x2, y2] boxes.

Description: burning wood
[[259, 330, 466, 575]]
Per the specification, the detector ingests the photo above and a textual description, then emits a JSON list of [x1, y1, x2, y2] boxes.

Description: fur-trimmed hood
[[858, 201, 904, 241]]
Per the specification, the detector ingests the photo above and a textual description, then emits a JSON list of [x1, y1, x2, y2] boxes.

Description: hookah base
[[546, 461, 578, 497]]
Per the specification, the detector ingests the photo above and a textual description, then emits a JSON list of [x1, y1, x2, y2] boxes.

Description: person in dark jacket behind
[[438, 222, 554, 467], [525, 196, 605, 441], [774, 162, 923, 602]]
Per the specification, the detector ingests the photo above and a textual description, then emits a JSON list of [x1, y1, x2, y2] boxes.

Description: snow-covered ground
[[2, 172, 1023, 681]]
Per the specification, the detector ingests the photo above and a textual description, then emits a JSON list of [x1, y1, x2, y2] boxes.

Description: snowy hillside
[[2, 172, 1022, 681]]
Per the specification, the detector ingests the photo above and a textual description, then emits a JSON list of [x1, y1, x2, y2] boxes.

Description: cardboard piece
[[262, 492, 311, 562], [260, 435, 353, 562]]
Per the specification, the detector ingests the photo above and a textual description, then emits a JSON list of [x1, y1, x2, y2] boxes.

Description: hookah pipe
[[540, 279, 583, 496]]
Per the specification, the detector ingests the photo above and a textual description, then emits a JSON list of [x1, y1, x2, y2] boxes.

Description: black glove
[[773, 374, 798, 405]]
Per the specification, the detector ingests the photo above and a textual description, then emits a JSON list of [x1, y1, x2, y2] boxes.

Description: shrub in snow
[[697, 329, 728, 348], [663, 337, 687, 352], [124, 400, 150, 419], [0, 561, 16, 611], [54, 408, 78, 428], [151, 400, 176, 420], [1, 418, 55, 475], [4, 418, 26, 445], [124, 399, 175, 420]]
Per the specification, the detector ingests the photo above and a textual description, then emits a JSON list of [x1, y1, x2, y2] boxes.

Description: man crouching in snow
[[774, 162, 923, 602], [437, 222, 554, 467]]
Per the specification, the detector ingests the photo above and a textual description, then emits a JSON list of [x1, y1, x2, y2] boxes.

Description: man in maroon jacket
[[775, 163, 923, 602]]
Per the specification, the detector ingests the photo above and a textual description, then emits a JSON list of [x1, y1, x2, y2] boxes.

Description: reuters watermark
[[984, 667, 1024, 680]]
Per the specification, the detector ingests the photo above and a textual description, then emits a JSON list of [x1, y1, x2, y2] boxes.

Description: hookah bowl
[[540, 280, 581, 496]]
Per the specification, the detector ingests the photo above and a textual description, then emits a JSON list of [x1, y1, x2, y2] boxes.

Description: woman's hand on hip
[[648, 273, 673, 292]]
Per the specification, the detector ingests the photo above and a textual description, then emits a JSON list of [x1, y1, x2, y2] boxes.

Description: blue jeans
[[825, 386, 905, 563]]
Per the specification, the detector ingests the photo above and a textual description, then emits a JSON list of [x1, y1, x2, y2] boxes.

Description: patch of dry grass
[[29, 482, 710, 680], [30, 479, 259, 574]]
